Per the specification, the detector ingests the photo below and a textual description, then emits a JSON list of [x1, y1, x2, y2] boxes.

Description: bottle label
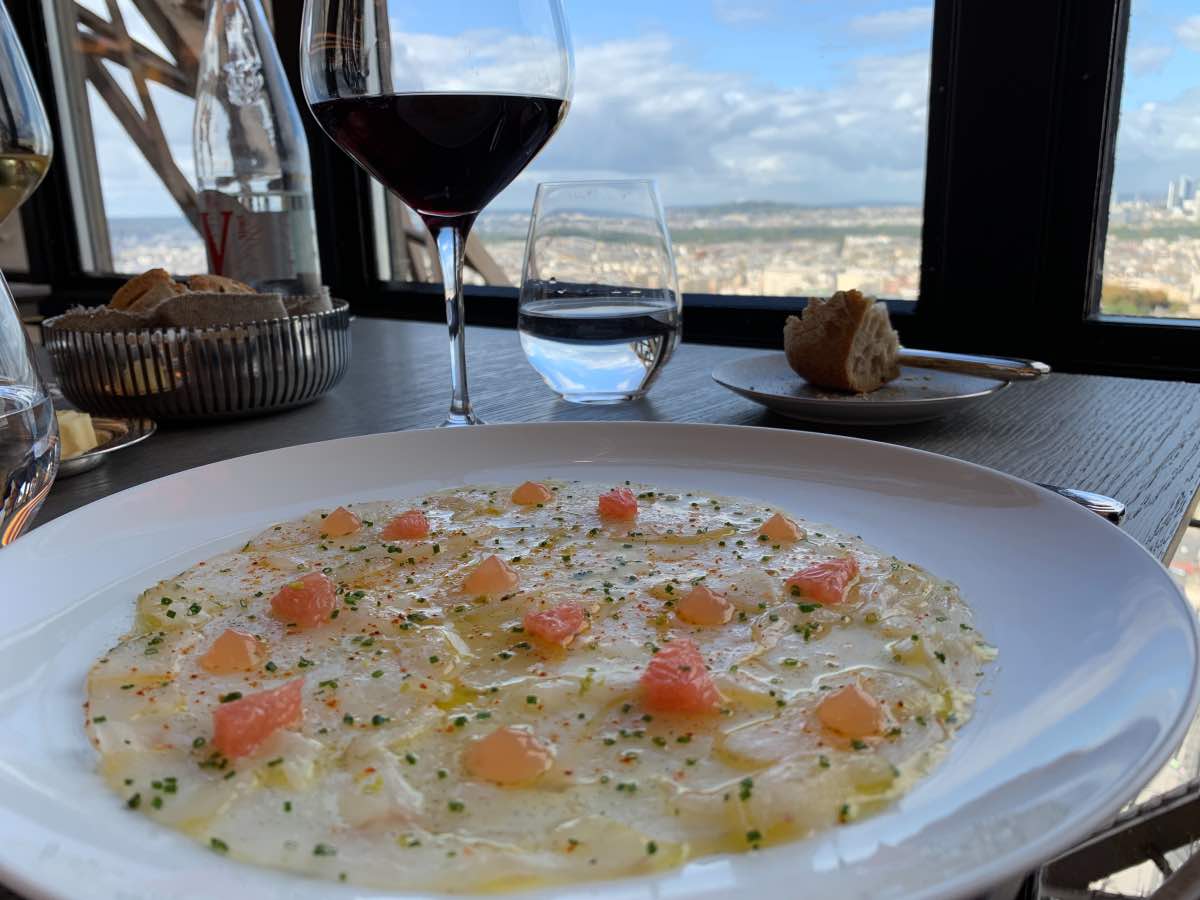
[[197, 189, 318, 292]]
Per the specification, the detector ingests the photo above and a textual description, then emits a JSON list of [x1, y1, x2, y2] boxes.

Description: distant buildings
[[1165, 174, 1198, 210], [106, 195, 1199, 320]]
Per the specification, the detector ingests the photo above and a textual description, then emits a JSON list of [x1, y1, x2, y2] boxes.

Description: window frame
[[11, 0, 1200, 379]]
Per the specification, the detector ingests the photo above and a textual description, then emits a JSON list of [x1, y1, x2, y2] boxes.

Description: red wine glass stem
[[433, 224, 481, 426]]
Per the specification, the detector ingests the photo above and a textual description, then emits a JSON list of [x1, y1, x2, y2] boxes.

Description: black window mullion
[[916, 0, 1070, 359], [1038, 0, 1126, 339]]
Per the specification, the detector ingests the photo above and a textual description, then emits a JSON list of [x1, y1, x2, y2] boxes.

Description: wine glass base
[[440, 411, 485, 427], [557, 392, 645, 405]]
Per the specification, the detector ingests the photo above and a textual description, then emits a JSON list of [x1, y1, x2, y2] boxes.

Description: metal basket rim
[[42, 298, 350, 340]]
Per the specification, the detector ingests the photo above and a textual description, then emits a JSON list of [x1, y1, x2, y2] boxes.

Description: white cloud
[[712, 0, 774, 27], [92, 31, 933, 217], [1127, 44, 1173, 75], [1176, 15, 1200, 52], [512, 36, 932, 208], [1112, 87, 1200, 195], [849, 6, 932, 39]]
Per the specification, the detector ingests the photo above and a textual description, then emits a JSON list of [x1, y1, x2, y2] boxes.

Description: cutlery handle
[[898, 348, 1050, 381], [1038, 484, 1126, 525]]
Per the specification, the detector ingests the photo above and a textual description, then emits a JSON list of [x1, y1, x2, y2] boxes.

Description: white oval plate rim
[[0, 421, 1195, 900]]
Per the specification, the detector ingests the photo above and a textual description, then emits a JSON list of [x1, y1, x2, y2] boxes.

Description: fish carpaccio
[[85, 482, 995, 891]]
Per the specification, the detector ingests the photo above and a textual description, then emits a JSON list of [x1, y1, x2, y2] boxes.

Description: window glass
[[1102, 2, 1200, 318], [43, 0, 935, 297], [43, 0, 205, 275], [378, 1, 934, 299]]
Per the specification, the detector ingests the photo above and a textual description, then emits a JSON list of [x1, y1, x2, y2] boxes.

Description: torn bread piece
[[109, 269, 186, 310], [784, 290, 901, 393]]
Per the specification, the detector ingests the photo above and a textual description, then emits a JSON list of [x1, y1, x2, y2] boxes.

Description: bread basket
[[42, 301, 350, 421]]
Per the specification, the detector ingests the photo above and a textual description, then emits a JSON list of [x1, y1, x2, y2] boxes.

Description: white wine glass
[[0, 1, 53, 226], [301, 0, 574, 426]]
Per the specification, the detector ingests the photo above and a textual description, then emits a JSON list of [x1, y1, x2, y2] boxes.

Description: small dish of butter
[[54, 411, 157, 478]]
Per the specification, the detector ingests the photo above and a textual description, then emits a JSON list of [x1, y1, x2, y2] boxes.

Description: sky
[[75, 0, 1200, 219], [1111, 0, 1200, 199]]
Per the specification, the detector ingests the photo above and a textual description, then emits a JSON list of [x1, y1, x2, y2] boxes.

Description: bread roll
[[109, 269, 186, 310], [125, 280, 187, 313], [784, 290, 900, 393], [188, 274, 257, 294]]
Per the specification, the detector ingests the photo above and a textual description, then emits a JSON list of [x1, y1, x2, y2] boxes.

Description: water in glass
[[519, 180, 682, 403]]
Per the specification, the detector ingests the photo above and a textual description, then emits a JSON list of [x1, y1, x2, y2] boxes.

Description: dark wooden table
[[38, 317, 1200, 561], [20, 317, 1200, 900]]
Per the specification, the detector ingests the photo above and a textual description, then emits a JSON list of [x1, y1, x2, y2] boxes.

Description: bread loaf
[[151, 292, 287, 328]]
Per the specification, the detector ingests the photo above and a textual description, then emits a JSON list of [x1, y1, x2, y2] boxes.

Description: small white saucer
[[713, 352, 1008, 425]]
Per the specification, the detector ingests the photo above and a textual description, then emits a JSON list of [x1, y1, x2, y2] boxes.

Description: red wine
[[312, 93, 568, 227]]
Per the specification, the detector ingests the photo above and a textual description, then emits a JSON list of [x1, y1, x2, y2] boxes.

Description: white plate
[[713, 353, 1009, 425], [0, 422, 1194, 900]]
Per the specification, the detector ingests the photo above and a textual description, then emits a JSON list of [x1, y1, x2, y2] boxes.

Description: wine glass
[[0, 0, 53, 226], [301, 0, 574, 426], [0, 270, 58, 545]]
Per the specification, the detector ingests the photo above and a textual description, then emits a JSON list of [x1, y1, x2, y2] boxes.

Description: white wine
[[0, 151, 50, 225]]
